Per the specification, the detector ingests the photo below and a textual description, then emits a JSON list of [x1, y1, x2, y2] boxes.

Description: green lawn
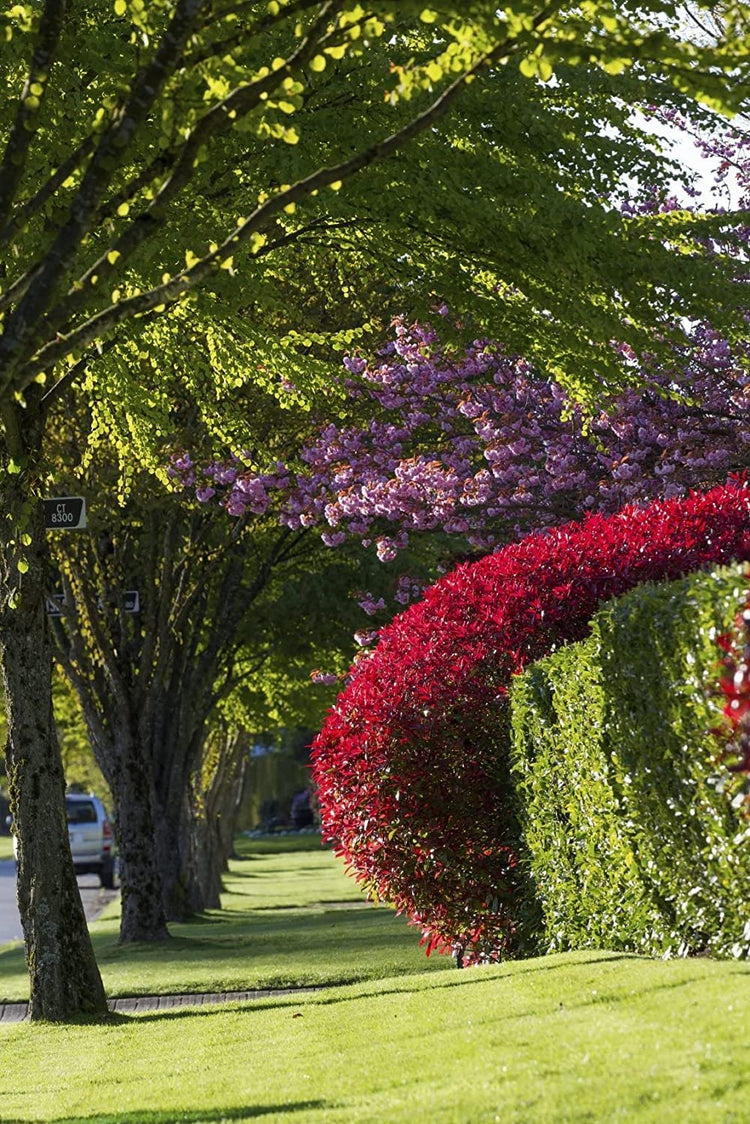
[[1, 953, 748, 1123], [0, 835, 450, 1001], [0, 835, 13, 861], [1, 836, 748, 1123]]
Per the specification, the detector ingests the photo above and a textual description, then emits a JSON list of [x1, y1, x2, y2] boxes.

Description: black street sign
[[46, 590, 140, 616], [43, 496, 86, 530], [97, 590, 140, 614], [45, 594, 65, 617]]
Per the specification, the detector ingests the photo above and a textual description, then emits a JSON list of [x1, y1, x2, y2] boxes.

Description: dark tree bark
[[107, 729, 169, 942], [165, 727, 249, 916], [51, 494, 301, 937], [0, 398, 106, 1020], [53, 596, 169, 943]]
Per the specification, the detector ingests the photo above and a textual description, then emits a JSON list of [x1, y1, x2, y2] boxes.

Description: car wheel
[[100, 856, 116, 889]]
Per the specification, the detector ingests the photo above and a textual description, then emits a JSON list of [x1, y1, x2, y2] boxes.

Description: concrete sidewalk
[[0, 985, 322, 1024]]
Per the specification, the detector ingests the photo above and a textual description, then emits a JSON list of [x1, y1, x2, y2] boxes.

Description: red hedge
[[312, 482, 750, 963], [715, 576, 750, 784]]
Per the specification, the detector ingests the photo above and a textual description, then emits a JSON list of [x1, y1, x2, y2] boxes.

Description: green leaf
[[537, 56, 553, 83], [603, 58, 630, 76]]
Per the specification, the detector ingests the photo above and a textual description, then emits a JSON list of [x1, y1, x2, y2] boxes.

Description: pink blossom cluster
[[309, 669, 340, 686], [170, 318, 749, 558], [394, 574, 426, 605], [357, 593, 387, 616]]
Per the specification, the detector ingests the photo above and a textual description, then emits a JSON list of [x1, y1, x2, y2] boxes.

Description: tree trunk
[[109, 730, 169, 943], [208, 729, 249, 870], [153, 719, 218, 919], [184, 797, 223, 912], [0, 454, 106, 1020], [154, 786, 205, 919], [157, 728, 249, 918], [51, 582, 171, 943]]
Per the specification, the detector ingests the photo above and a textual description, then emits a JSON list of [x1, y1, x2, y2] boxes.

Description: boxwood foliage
[[509, 563, 750, 959]]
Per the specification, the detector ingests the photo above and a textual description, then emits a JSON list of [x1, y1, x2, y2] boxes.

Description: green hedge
[[509, 563, 750, 959]]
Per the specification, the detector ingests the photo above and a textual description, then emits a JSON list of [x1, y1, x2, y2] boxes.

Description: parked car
[[9, 793, 117, 888]]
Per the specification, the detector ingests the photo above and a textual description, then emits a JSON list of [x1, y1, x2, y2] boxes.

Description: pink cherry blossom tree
[[171, 314, 749, 583]]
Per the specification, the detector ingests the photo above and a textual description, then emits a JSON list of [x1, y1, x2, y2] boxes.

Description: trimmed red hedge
[[312, 482, 750, 963]]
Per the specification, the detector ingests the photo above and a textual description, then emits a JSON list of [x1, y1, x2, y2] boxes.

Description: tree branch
[[0, 136, 95, 250], [12, 221, 341, 387], [186, 0, 328, 66], [0, 264, 43, 318], [0, 0, 69, 220], [0, 0, 207, 385], [35, 0, 343, 347]]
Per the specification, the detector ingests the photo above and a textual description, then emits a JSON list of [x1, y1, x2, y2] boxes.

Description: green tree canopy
[[0, 0, 748, 426]]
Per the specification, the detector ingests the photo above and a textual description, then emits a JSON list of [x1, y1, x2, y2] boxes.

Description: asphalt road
[[0, 860, 118, 944]]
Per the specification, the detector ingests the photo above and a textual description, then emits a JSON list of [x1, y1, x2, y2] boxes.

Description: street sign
[[97, 590, 140, 614], [45, 594, 66, 617], [46, 590, 140, 616], [43, 496, 87, 530]]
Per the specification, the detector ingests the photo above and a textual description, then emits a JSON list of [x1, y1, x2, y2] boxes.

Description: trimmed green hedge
[[509, 563, 750, 959]]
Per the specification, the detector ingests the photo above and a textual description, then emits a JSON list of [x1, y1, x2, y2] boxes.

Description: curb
[[0, 985, 321, 1024]]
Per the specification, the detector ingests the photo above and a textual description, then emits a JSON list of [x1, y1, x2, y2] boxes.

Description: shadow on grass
[[233, 836, 327, 857], [0, 906, 446, 1005], [3, 1102, 326, 1124], [123, 953, 640, 1024], [227, 865, 331, 880], [125, 952, 749, 1029], [245, 901, 369, 913], [96, 908, 420, 960]]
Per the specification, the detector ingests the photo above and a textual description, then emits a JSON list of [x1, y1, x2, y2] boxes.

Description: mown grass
[[234, 833, 327, 856], [0, 836, 14, 862], [2, 836, 747, 1123], [1, 952, 748, 1123], [0, 836, 449, 1001]]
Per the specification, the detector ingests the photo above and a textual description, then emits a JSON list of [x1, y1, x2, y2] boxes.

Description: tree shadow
[[248, 901, 369, 913], [2, 1102, 326, 1124], [124, 953, 640, 1025]]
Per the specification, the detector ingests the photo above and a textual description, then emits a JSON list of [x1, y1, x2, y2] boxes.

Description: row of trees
[[47, 439, 395, 940], [40, 270, 750, 954], [0, 0, 747, 1020]]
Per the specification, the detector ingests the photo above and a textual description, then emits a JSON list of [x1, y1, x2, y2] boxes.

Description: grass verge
[[0, 836, 13, 862], [2, 836, 747, 1122], [0, 835, 450, 1001], [1, 952, 748, 1122]]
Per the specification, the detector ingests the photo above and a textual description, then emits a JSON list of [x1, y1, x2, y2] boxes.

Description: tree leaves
[[0, 0, 745, 488]]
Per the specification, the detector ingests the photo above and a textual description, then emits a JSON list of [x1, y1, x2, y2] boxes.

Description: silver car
[[11, 792, 117, 888]]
